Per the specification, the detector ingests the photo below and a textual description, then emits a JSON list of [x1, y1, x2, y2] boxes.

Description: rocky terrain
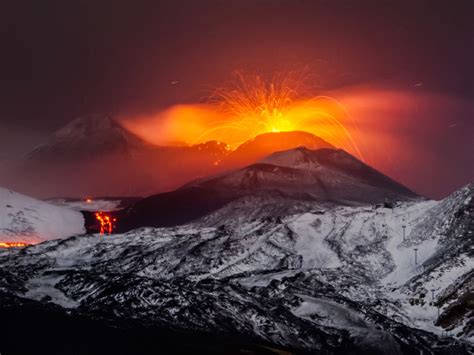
[[0, 184, 472, 354]]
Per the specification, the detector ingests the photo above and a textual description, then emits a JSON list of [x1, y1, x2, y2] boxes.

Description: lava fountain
[[122, 71, 364, 159], [200, 71, 363, 158]]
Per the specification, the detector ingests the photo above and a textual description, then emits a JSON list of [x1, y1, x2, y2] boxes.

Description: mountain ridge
[[116, 146, 419, 232], [0, 184, 472, 353], [25, 114, 153, 161]]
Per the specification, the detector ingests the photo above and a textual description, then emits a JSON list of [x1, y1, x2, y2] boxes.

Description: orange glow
[[122, 71, 363, 159], [0, 242, 30, 248], [95, 211, 117, 234], [86, 198, 92, 203]]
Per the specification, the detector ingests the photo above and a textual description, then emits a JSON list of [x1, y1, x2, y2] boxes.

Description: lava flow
[[0, 242, 30, 248], [95, 212, 117, 234]]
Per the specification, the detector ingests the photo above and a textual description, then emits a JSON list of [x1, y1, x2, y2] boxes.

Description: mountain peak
[[194, 145, 418, 204], [53, 114, 121, 138], [260, 146, 418, 198], [222, 131, 334, 168], [25, 114, 150, 160]]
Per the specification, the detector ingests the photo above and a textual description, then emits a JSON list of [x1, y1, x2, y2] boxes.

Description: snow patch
[[0, 187, 85, 244], [288, 213, 341, 269]]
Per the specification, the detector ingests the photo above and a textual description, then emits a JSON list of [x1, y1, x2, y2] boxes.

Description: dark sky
[[0, 0, 473, 197]]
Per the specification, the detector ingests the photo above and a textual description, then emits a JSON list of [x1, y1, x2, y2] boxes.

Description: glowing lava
[[0, 242, 30, 248], [123, 71, 363, 159], [95, 212, 117, 234], [207, 71, 300, 134], [198, 71, 363, 158]]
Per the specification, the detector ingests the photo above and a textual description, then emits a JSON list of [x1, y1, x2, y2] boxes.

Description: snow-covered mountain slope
[[0, 187, 85, 244], [0, 184, 472, 353], [262, 147, 413, 193], [194, 147, 417, 203], [118, 147, 419, 232]]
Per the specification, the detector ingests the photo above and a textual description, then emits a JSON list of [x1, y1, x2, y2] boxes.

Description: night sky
[[0, 0, 473, 197]]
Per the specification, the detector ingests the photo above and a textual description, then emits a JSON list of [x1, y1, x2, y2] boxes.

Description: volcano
[[196, 147, 417, 201], [25, 114, 152, 161], [1, 126, 472, 355], [116, 146, 419, 232]]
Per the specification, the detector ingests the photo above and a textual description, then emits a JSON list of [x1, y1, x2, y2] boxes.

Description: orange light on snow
[[0, 242, 30, 248], [95, 212, 117, 235], [86, 198, 93, 203]]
